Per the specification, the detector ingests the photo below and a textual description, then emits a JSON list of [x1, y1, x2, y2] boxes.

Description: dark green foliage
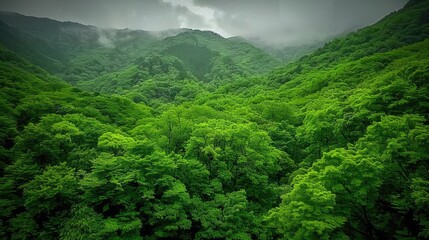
[[0, 1, 429, 239]]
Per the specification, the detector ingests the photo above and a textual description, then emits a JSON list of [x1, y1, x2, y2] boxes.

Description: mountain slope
[[198, 1, 428, 238], [0, 1, 428, 239], [0, 11, 281, 94], [0, 45, 152, 167], [269, 0, 429, 82]]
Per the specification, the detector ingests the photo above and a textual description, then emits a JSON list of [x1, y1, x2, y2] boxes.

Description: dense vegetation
[[0, 0, 428, 239]]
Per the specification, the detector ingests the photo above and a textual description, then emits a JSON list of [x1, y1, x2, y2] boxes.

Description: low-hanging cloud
[[193, 0, 408, 45], [0, 0, 408, 46], [0, 0, 206, 31]]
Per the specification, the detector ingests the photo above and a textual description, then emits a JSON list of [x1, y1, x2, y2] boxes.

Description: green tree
[[192, 190, 257, 239], [267, 171, 347, 240]]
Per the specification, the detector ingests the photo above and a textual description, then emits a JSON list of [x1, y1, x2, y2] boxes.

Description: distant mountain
[[0, 11, 281, 95], [269, 0, 429, 86], [244, 25, 364, 64], [0, 1, 428, 239], [149, 28, 192, 39]]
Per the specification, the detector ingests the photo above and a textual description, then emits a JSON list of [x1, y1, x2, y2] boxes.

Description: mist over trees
[[0, 0, 428, 239]]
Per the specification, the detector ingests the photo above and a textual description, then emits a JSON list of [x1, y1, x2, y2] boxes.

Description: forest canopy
[[0, 0, 428, 239]]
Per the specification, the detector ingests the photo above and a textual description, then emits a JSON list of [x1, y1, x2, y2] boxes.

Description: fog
[[0, 0, 408, 45]]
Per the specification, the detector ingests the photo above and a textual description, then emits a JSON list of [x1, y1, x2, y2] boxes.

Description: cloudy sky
[[0, 0, 407, 45]]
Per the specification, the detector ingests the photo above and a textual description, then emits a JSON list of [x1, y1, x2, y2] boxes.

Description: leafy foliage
[[0, 1, 428, 239]]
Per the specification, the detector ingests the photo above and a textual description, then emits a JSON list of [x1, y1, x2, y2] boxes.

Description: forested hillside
[[0, 0, 428, 239], [0, 11, 280, 92]]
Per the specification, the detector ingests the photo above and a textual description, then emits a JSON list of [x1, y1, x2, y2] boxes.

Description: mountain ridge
[[0, 11, 282, 96], [0, 1, 428, 239]]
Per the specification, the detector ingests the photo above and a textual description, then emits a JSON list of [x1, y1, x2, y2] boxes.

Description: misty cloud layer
[[0, 0, 407, 45]]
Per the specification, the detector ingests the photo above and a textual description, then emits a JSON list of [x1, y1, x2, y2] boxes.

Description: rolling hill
[[0, 11, 281, 92], [0, 0, 428, 239]]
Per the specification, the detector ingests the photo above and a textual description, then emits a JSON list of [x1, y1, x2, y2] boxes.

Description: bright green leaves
[[158, 108, 193, 153], [185, 120, 282, 205], [268, 173, 347, 240], [259, 40, 429, 238], [14, 113, 110, 166], [23, 163, 79, 214], [192, 190, 256, 240], [257, 101, 296, 123], [272, 113, 429, 239], [296, 100, 351, 164], [60, 204, 104, 240], [357, 114, 429, 180], [102, 211, 143, 240], [1, 4, 428, 239], [268, 134, 384, 239], [411, 178, 429, 212], [98, 132, 136, 156], [315, 149, 383, 209], [80, 151, 192, 238], [3, 163, 80, 239], [150, 180, 192, 237], [355, 114, 429, 238], [175, 157, 211, 196]]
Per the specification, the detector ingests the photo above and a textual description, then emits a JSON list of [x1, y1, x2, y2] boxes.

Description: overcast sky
[[0, 0, 407, 45]]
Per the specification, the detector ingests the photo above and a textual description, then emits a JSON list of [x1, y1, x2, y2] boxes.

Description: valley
[[0, 0, 428, 239]]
